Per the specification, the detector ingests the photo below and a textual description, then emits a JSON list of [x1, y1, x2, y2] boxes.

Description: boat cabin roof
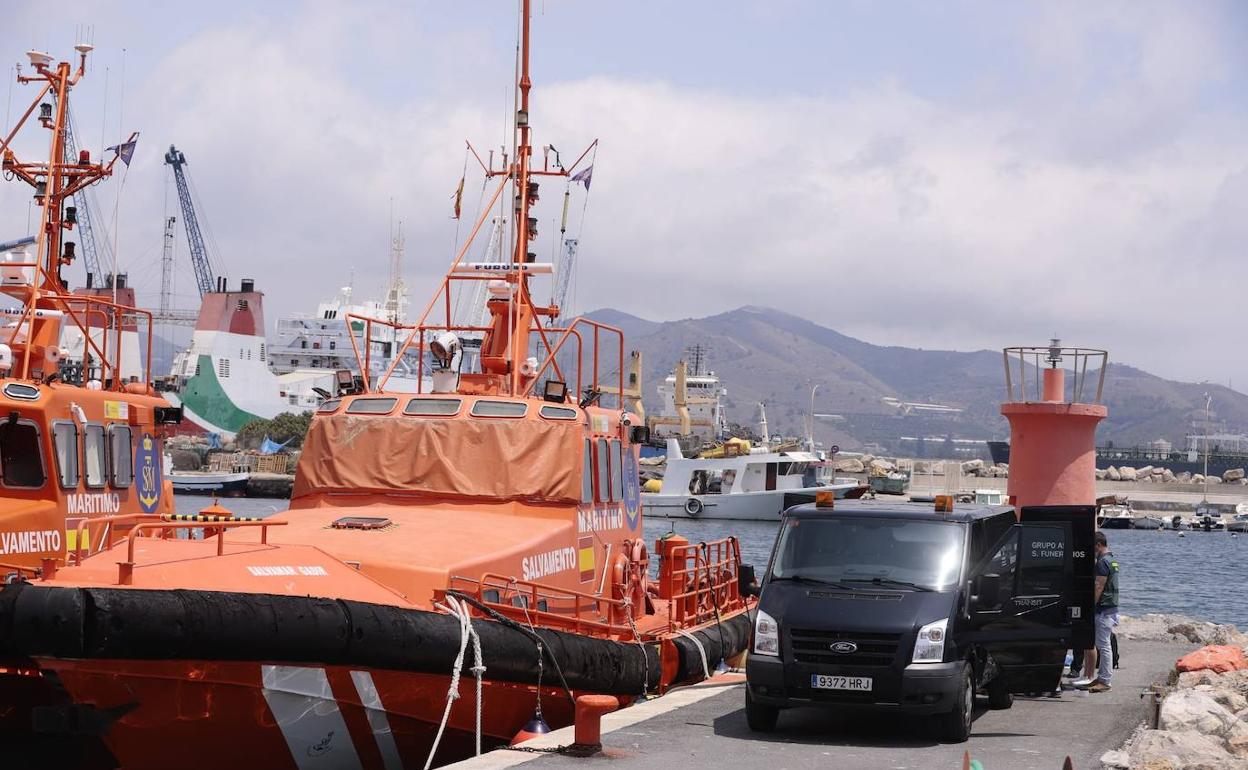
[[785, 499, 1014, 524]]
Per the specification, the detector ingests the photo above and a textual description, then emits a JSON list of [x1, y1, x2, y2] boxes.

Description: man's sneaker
[[1072, 677, 1096, 688], [1064, 669, 1081, 678], [1087, 681, 1112, 693]]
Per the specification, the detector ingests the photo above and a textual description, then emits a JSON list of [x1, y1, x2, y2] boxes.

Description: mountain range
[[584, 306, 1245, 454]]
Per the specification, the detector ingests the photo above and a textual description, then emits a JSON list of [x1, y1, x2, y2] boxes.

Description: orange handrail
[[73, 513, 163, 564], [116, 519, 287, 585]]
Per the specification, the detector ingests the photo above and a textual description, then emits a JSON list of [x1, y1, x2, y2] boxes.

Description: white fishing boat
[[644, 439, 863, 520], [1097, 502, 1135, 529]]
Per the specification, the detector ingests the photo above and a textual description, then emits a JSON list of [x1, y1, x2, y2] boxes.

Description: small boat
[[1194, 502, 1224, 532], [169, 469, 249, 496], [1227, 505, 1248, 533], [1097, 502, 1135, 529], [645, 439, 863, 520], [1133, 514, 1165, 530], [971, 488, 1007, 505]]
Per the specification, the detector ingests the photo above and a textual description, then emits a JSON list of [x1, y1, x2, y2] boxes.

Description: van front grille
[[789, 628, 901, 667]]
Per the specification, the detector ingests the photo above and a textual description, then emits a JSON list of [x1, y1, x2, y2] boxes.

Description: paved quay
[[450, 639, 1191, 770]]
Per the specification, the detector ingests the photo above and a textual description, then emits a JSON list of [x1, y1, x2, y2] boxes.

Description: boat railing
[[664, 537, 745, 627], [344, 309, 626, 405], [114, 518, 287, 585], [445, 572, 637, 638], [2, 290, 155, 389], [66, 513, 286, 583]]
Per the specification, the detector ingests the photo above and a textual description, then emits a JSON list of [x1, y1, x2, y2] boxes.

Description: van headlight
[[912, 618, 948, 664], [753, 609, 780, 656]]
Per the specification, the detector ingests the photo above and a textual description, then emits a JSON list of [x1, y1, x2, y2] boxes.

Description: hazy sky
[[1, 1, 1245, 386]]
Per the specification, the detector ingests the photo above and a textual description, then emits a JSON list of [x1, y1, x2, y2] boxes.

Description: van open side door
[[962, 505, 1094, 693]]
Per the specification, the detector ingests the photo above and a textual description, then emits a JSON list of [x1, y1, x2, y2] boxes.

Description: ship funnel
[[1001, 343, 1107, 509]]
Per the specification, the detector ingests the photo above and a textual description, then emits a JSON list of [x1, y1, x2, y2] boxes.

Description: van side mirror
[[739, 564, 760, 598], [972, 573, 1001, 606]]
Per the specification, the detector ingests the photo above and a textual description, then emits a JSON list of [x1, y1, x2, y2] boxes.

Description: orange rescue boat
[[0, 10, 754, 770]]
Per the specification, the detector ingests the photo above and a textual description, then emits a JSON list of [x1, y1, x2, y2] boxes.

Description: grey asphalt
[[521, 639, 1189, 770]]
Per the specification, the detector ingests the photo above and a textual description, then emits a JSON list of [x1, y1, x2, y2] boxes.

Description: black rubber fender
[[0, 585, 662, 696], [671, 611, 752, 683]]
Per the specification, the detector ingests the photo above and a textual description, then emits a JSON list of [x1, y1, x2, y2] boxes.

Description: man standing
[[1080, 531, 1119, 693]]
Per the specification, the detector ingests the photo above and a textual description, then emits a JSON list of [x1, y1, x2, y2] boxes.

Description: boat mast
[[0, 45, 123, 381]]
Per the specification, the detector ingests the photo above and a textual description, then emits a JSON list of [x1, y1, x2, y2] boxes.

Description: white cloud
[[0, 2, 1243, 389]]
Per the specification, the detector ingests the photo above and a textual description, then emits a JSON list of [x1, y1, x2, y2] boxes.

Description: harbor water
[[181, 497, 1248, 629]]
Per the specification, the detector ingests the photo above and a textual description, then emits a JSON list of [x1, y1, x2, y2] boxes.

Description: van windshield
[[771, 516, 964, 591]]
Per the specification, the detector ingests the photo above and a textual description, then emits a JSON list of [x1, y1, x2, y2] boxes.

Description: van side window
[[1018, 525, 1066, 596], [978, 530, 1018, 611], [0, 419, 45, 487], [110, 425, 134, 488], [83, 424, 107, 488], [581, 439, 594, 504], [610, 440, 624, 502], [596, 438, 611, 502], [52, 421, 79, 488]]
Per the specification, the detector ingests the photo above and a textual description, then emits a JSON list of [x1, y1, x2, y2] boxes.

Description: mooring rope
[[425, 595, 486, 769]]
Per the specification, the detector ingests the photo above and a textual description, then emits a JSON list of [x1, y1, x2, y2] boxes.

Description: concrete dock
[[451, 638, 1190, 770]]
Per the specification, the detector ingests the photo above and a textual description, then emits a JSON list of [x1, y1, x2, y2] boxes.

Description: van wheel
[[986, 675, 1014, 710], [745, 689, 778, 732], [939, 665, 974, 743]]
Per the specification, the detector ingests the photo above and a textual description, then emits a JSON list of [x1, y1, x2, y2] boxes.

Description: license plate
[[810, 674, 872, 691]]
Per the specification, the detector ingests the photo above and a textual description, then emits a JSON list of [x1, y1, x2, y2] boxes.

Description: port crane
[[163, 145, 220, 297]]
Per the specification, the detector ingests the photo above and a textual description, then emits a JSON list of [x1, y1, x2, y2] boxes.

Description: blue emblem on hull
[[135, 433, 162, 513], [622, 449, 641, 530]]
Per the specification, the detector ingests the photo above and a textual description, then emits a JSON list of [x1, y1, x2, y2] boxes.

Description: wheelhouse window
[[316, 399, 341, 413], [610, 440, 624, 502], [83, 424, 107, 488], [406, 397, 462, 416], [0, 418, 45, 487], [52, 421, 79, 488], [110, 425, 133, 488], [539, 405, 577, 420], [471, 400, 528, 418], [596, 438, 612, 502], [346, 397, 397, 414], [581, 439, 594, 504]]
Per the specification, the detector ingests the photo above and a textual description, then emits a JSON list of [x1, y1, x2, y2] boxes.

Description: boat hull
[[169, 471, 250, 496], [0, 584, 750, 769], [1133, 515, 1165, 530], [1098, 518, 1134, 529], [7, 658, 566, 770], [643, 483, 860, 520]]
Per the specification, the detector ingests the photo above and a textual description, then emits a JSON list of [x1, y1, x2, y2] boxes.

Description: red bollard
[[568, 695, 618, 756]]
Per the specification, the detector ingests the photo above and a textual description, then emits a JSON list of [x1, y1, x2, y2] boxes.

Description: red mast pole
[[509, 0, 534, 395]]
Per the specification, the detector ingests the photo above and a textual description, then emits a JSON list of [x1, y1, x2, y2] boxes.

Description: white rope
[[425, 595, 486, 770], [675, 628, 710, 680]]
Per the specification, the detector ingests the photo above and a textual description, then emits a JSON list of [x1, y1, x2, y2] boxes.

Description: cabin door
[[765, 463, 777, 491], [962, 518, 1076, 693]]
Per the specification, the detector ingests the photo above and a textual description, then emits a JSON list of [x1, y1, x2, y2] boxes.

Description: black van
[[745, 499, 1094, 742]]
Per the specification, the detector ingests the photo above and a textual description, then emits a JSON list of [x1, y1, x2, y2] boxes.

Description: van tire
[[939, 665, 974, 743], [986, 675, 1014, 710], [684, 498, 703, 517], [745, 689, 778, 732]]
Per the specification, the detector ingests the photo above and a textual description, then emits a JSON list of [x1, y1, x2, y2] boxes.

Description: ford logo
[[830, 641, 858, 654]]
